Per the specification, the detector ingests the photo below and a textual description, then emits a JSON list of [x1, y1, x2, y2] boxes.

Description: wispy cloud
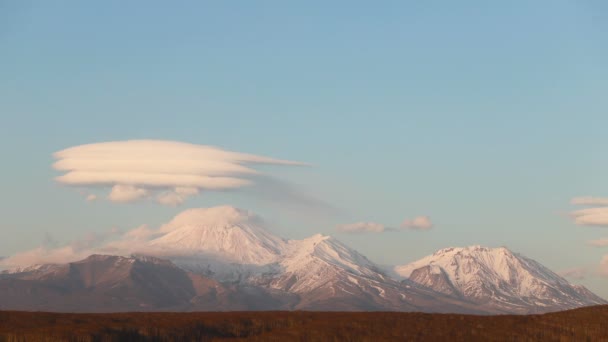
[[336, 222, 387, 233], [569, 207, 608, 227], [53, 140, 307, 206], [1, 229, 123, 268], [336, 216, 434, 234], [568, 196, 608, 227]]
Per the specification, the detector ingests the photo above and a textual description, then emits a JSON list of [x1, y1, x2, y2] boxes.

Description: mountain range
[[1, 206, 604, 314]]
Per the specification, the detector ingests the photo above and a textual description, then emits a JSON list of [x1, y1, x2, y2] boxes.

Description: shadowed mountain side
[[0, 255, 294, 313]]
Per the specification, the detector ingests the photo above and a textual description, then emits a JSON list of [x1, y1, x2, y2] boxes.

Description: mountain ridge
[[1, 206, 604, 314]]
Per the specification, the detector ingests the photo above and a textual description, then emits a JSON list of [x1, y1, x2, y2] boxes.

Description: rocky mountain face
[[1, 207, 605, 314], [394, 246, 607, 314]]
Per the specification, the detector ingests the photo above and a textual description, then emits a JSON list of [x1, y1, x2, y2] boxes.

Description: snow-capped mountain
[[261, 234, 395, 309], [115, 206, 481, 311], [150, 206, 286, 264], [2, 206, 605, 314], [146, 206, 286, 281], [395, 246, 607, 314]]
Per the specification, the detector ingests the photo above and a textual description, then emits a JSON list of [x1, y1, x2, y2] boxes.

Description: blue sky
[[2, 1, 608, 297]]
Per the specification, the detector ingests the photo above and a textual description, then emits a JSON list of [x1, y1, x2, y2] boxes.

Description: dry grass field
[[1, 306, 607, 341]]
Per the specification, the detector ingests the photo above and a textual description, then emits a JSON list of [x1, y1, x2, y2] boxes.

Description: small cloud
[[587, 238, 608, 247], [558, 267, 587, 280], [571, 196, 608, 206], [156, 187, 199, 206], [568, 196, 608, 227], [336, 215, 433, 234], [569, 207, 608, 227], [401, 216, 433, 230], [336, 222, 387, 233], [86, 194, 97, 202], [108, 184, 149, 203]]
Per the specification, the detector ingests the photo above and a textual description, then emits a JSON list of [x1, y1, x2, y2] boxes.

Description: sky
[[1, 1, 608, 297]]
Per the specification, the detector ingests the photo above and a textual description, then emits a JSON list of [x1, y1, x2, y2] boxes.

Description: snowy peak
[[281, 234, 381, 278], [148, 206, 286, 265], [399, 246, 523, 278], [395, 246, 607, 313], [260, 234, 391, 299]]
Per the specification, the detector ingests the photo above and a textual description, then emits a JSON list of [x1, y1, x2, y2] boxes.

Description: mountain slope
[[395, 246, 607, 313]]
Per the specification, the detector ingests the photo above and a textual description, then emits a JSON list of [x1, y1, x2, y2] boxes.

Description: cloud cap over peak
[[53, 140, 307, 206]]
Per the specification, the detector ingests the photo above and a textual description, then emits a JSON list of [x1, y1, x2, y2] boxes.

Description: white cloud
[[587, 238, 608, 247], [568, 196, 608, 227], [336, 222, 387, 233], [557, 267, 587, 280], [53, 140, 306, 206], [401, 216, 433, 230], [108, 184, 149, 203], [571, 196, 608, 206], [569, 207, 608, 227], [86, 194, 97, 202]]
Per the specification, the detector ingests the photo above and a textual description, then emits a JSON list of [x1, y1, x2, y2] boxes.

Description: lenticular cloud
[[53, 140, 306, 205]]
